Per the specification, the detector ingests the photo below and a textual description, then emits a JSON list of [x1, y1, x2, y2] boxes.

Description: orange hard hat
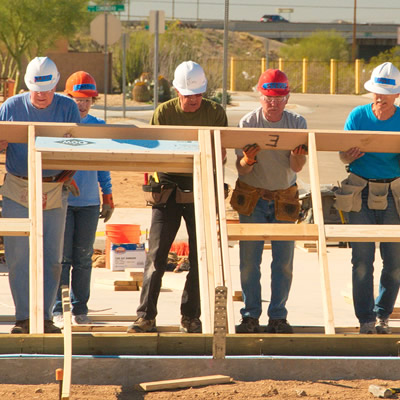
[[257, 69, 290, 96], [65, 71, 98, 97]]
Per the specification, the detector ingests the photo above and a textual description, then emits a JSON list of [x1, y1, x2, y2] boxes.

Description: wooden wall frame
[[1, 122, 400, 337]]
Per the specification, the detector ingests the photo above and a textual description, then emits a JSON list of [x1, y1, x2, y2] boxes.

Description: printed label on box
[[110, 243, 146, 271]]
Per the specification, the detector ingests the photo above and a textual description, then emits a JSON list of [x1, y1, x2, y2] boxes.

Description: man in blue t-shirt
[[339, 62, 400, 334], [0, 57, 81, 334]]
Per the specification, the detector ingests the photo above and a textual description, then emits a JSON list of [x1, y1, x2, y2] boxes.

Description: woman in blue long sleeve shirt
[[53, 71, 114, 327]]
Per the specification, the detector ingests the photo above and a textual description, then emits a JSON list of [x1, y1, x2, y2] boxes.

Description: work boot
[[376, 317, 391, 334], [265, 319, 293, 334], [127, 317, 156, 333], [180, 316, 202, 333], [236, 317, 263, 333], [359, 321, 377, 334], [11, 319, 29, 334], [44, 320, 62, 334], [72, 314, 91, 325]]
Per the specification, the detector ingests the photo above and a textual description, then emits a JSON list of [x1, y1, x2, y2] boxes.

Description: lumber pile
[[95, 268, 144, 291]]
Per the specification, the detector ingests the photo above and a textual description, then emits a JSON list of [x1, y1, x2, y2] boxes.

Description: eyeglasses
[[260, 95, 287, 103]]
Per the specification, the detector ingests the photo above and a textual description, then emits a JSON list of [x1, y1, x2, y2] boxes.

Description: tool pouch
[[367, 181, 389, 210], [142, 179, 175, 207], [0, 173, 63, 210], [230, 179, 261, 216], [176, 187, 194, 204], [334, 173, 367, 212], [274, 185, 300, 222], [390, 178, 400, 217]]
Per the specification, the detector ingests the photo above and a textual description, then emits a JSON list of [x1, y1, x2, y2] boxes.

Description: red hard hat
[[257, 69, 290, 96], [64, 71, 98, 97]]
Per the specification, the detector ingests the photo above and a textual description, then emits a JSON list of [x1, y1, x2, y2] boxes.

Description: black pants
[[136, 194, 200, 320]]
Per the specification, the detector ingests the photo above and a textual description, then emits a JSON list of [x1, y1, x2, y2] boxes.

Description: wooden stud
[[61, 285, 72, 400], [308, 132, 335, 334], [213, 129, 235, 334], [193, 153, 212, 334]]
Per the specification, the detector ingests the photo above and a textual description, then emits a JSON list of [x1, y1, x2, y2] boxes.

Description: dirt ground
[[2, 379, 400, 399], [1, 94, 398, 398]]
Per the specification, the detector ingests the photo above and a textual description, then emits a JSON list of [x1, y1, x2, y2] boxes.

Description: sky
[[120, 0, 400, 24]]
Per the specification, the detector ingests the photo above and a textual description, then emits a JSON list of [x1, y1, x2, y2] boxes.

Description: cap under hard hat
[[24, 57, 60, 92], [172, 61, 207, 95], [364, 62, 400, 95], [65, 71, 98, 98], [257, 69, 290, 96]]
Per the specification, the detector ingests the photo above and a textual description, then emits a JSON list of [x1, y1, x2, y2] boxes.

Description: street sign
[[277, 8, 294, 13], [90, 13, 122, 46], [87, 4, 125, 12], [149, 10, 165, 34]]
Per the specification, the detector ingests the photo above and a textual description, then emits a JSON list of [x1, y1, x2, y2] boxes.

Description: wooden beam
[[137, 375, 232, 391], [0, 219, 31, 235], [213, 129, 235, 335], [326, 224, 400, 242], [227, 223, 318, 241], [61, 286, 72, 400], [308, 132, 335, 334], [0, 334, 400, 357], [193, 153, 212, 334], [219, 127, 400, 153], [28, 126, 44, 334]]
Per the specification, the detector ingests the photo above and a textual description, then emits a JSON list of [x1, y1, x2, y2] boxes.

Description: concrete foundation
[[1, 355, 400, 385]]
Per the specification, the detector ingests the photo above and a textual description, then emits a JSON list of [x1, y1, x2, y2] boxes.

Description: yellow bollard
[[330, 59, 338, 95], [261, 58, 266, 74], [355, 59, 361, 94], [278, 58, 284, 71], [302, 58, 308, 94], [230, 57, 236, 92]]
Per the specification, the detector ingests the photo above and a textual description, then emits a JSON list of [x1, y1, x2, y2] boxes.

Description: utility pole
[[222, 0, 229, 110], [352, 0, 357, 61]]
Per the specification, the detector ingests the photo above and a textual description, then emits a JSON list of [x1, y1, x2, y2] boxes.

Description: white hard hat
[[364, 62, 400, 95], [172, 61, 207, 95], [24, 57, 60, 92]]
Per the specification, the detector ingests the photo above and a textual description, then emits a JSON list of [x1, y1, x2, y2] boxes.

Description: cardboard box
[[107, 242, 146, 271]]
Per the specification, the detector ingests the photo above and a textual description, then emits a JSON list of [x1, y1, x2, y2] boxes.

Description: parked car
[[260, 15, 289, 23]]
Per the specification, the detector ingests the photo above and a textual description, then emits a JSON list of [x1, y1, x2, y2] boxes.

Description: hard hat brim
[[65, 90, 98, 98], [173, 81, 207, 96], [25, 73, 60, 92], [364, 79, 400, 95]]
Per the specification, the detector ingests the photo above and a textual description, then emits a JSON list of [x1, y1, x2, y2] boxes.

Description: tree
[[279, 31, 350, 62], [0, 0, 91, 89]]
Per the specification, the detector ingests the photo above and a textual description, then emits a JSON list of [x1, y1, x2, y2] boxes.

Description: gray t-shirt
[[235, 106, 307, 190]]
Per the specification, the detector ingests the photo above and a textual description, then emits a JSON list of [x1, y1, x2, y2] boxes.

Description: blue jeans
[[53, 205, 100, 315], [3, 192, 68, 321], [349, 187, 400, 323], [239, 198, 294, 320]]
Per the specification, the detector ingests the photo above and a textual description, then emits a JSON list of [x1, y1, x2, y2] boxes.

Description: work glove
[[242, 143, 261, 166], [100, 193, 114, 223]]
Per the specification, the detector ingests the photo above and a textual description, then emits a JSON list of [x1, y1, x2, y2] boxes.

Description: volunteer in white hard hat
[[338, 62, 400, 334], [0, 56, 81, 334], [128, 61, 228, 334]]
